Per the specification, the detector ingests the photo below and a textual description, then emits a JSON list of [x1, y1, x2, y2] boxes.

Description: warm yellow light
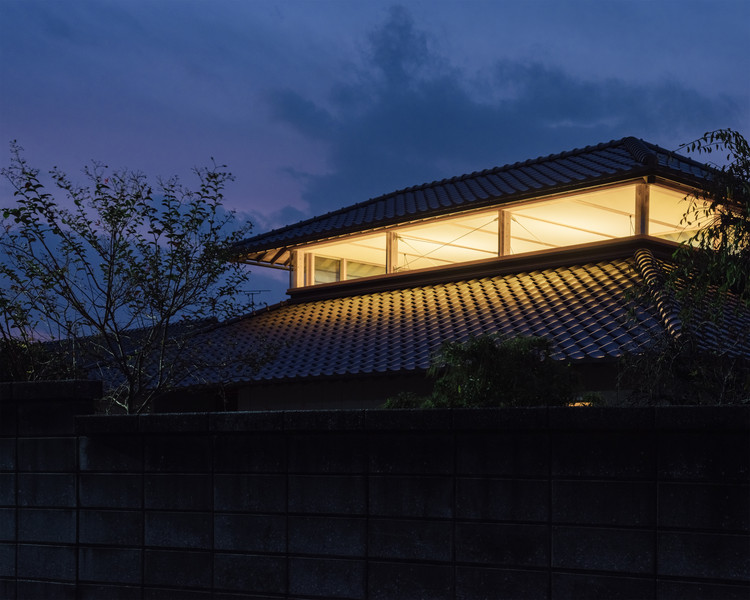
[[291, 182, 704, 287]]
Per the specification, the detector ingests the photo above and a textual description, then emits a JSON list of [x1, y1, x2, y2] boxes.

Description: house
[[156, 137, 745, 411]]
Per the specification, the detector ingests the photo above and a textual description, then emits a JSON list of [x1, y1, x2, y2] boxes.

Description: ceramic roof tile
[[238, 137, 709, 255], [180, 253, 679, 388]]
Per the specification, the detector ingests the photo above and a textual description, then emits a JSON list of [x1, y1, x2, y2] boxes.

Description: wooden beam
[[386, 231, 398, 273], [498, 209, 511, 256], [291, 250, 305, 288], [635, 183, 650, 235], [305, 253, 314, 286]]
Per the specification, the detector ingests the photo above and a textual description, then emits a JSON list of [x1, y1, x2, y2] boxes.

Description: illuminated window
[[312, 254, 387, 284], [293, 183, 701, 287], [314, 256, 340, 284], [505, 185, 636, 253], [649, 187, 710, 243], [394, 211, 499, 272], [346, 260, 386, 279]]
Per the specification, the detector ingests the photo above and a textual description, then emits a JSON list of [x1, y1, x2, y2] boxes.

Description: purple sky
[[1, 0, 748, 304]]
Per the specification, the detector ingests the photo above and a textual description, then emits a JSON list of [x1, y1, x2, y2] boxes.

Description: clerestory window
[[293, 183, 708, 288]]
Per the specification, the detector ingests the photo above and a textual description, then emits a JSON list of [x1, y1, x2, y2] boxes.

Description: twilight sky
[[1, 0, 748, 303]]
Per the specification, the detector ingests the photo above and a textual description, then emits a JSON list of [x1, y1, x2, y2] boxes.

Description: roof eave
[[287, 235, 679, 303]]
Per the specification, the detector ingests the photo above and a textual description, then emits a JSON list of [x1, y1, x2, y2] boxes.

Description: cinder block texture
[[0, 474, 15, 506], [145, 474, 212, 510], [457, 477, 548, 521], [456, 431, 549, 476], [143, 549, 212, 588], [214, 513, 286, 553], [213, 553, 286, 594], [456, 567, 548, 600], [0, 580, 15, 600], [289, 557, 365, 599], [214, 474, 285, 512], [368, 518, 452, 561], [18, 438, 76, 472], [77, 583, 142, 600], [288, 474, 366, 515], [552, 480, 654, 526], [143, 435, 210, 472], [552, 573, 654, 599], [456, 522, 548, 568], [0, 508, 15, 541], [2, 398, 749, 598], [17, 543, 76, 581], [18, 508, 76, 543], [659, 432, 749, 482], [213, 434, 285, 473], [552, 526, 654, 574], [288, 516, 366, 557], [659, 482, 750, 532], [289, 433, 367, 473], [16, 580, 76, 600], [0, 542, 15, 577], [368, 561, 453, 600], [658, 531, 750, 582], [78, 547, 142, 585], [79, 436, 142, 472], [78, 474, 142, 509], [657, 579, 750, 600], [369, 475, 453, 518], [79, 510, 143, 546], [369, 432, 452, 474], [551, 431, 655, 479], [0, 439, 16, 470], [17, 473, 76, 507], [145, 511, 212, 549]]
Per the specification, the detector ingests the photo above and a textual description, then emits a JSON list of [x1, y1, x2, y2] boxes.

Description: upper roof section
[[236, 137, 708, 256]]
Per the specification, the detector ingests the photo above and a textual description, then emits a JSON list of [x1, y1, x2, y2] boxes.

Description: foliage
[[618, 329, 750, 405], [1, 142, 259, 413], [384, 334, 576, 408], [0, 338, 80, 383], [618, 129, 750, 406], [670, 128, 750, 312]]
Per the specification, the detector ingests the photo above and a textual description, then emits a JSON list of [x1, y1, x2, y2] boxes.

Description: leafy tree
[[671, 128, 750, 311], [619, 129, 750, 405], [1, 142, 260, 413], [618, 328, 749, 406], [385, 334, 576, 408]]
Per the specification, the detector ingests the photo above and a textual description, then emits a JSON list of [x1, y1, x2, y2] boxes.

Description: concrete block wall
[[1, 383, 749, 599], [0, 381, 99, 600]]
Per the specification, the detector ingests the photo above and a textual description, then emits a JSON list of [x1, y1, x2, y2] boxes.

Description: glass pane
[[395, 211, 499, 272], [314, 256, 340, 284], [507, 185, 636, 254], [346, 261, 386, 280], [649, 186, 710, 243]]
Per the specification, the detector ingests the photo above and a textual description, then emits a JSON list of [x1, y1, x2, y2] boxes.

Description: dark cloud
[[269, 6, 745, 217], [269, 90, 337, 141], [367, 5, 439, 87]]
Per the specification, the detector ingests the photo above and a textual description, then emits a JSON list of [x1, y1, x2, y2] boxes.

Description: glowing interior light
[[293, 183, 701, 287]]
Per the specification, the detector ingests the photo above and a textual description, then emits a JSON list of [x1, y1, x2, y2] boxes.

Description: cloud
[[269, 90, 338, 141], [268, 5, 746, 217]]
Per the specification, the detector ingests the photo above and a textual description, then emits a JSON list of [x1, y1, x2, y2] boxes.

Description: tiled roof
[[236, 137, 709, 258], [180, 250, 669, 387]]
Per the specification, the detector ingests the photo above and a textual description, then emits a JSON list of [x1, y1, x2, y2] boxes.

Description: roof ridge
[[632, 247, 682, 339], [236, 137, 709, 252], [238, 138, 639, 247], [622, 137, 658, 166], [489, 137, 625, 173]]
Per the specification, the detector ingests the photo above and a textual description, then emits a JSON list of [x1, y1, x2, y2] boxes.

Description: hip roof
[[236, 137, 708, 256]]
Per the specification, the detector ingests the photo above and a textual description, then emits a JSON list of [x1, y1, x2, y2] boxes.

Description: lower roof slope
[[180, 248, 673, 388]]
